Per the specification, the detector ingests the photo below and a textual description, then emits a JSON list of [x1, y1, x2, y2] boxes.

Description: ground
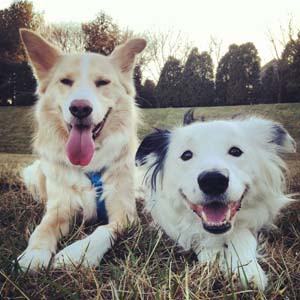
[[0, 103, 300, 300]]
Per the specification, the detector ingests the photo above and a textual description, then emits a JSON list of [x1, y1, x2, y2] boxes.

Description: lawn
[[1, 103, 300, 154], [0, 103, 300, 300]]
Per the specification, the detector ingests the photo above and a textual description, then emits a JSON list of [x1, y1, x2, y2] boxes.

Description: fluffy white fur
[[136, 114, 296, 290], [17, 29, 146, 271]]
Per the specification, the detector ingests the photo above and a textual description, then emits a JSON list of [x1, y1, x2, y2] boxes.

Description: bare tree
[[38, 22, 85, 53], [267, 15, 296, 61], [266, 15, 298, 102], [141, 28, 193, 82], [209, 35, 223, 67]]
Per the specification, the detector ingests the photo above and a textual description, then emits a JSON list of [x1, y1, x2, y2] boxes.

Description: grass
[[0, 103, 300, 299], [1, 103, 300, 154], [0, 106, 34, 154]]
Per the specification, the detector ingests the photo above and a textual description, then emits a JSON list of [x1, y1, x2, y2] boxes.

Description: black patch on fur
[[183, 109, 196, 125], [136, 129, 170, 191], [271, 124, 287, 146], [183, 109, 205, 125]]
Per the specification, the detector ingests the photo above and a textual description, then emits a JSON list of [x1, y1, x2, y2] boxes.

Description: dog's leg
[[22, 160, 47, 203], [221, 228, 267, 290], [53, 210, 131, 269], [53, 223, 115, 268], [17, 180, 73, 271], [54, 165, 136, 268]]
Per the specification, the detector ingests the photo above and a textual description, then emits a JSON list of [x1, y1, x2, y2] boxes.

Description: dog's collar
[[86, 171, 108, 224]]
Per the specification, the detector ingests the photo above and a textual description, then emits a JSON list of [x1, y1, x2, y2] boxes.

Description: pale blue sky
[[1, 0, 300, 66]]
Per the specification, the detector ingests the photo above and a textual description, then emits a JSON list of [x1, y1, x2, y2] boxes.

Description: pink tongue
[[66, 126, 95, 166], [203, 203, 229, 223]]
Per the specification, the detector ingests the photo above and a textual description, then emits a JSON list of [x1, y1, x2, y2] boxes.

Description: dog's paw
[[54, 238, 96, 268], [235, 262, 268, 290], [17, 248, 53, 271], [54, 226, 112, 269], [197, 248, 221, 265]]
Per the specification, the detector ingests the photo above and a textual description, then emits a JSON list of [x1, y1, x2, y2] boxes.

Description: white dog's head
[[136, 111, 296, 235], [20, 29, 146, 167]]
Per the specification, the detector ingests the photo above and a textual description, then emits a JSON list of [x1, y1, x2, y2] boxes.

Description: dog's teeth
[[201, 211, 207, 222], [205, 220, 229, 227], [226, 209, 231, 221]]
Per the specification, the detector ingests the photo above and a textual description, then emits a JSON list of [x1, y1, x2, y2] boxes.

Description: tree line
[[0, 1, 299, 107]]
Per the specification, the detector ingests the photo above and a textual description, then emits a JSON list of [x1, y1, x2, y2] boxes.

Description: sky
[[1, 0, 300, 69]]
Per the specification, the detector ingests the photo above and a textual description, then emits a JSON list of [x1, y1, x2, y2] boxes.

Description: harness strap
[[87, 171, 108, 224]]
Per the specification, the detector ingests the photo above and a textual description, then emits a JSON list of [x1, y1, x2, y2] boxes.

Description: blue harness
[[87, 171, 108, 224]]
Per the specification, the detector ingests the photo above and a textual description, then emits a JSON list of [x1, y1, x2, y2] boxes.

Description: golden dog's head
[[20, 29, 146, 167]]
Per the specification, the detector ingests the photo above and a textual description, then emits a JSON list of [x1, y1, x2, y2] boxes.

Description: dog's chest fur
[[40, 160, 104, 221]]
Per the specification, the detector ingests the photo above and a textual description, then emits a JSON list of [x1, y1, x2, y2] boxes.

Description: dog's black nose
[[69, 100, 93, 119], [198, 171, 229, 195]]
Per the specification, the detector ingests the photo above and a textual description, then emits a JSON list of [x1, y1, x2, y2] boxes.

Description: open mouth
[[180, 188, 248, 234], [91, 108, 112, 140], [65, 108, 112, 166]]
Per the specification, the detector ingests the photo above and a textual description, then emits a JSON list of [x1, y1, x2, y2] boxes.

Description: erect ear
[[20, 29, 61, 80], [110, 38, 147, 73], [183, 109, 196, 125], [136, 129, 170, 191], [244, 117, 296, 154], [183, 109, 205, 125]]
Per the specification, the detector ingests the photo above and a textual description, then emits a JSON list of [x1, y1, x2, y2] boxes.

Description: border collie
[[136, 110, 296, 290]]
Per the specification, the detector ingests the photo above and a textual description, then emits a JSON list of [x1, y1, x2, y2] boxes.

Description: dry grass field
[[0, 103, 300, 300]]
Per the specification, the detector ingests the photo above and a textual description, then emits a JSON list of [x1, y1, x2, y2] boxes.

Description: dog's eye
[[228, 147, 243, 157], [181, 150, 193, 161], [60, 78, 73, 86], [95, 79, 110, 87]]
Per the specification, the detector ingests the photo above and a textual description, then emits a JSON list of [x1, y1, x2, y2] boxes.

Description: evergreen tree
[[197, 51, 215, 106], [0, 60, 36, 106], [181, 48, 200, 106], [216, 43, 261, 105], [155, 56, 183, 107], [281, 33, 300, 102], [261, 63, 279, 103], [181, 48, 215, 106], [136, 79, 157, 108]]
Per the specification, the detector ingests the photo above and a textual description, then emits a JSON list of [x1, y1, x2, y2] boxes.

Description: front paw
[[235, 262, 268, 290], [197, 248, 221, 265], [54, 226, 112, 269], [53, 239, 93, 268], [17, 248, 53, 271], [54, 238, 104, 268]]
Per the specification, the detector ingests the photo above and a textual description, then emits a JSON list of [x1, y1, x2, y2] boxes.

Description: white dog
[[17, 29, 146, 271], [136, 110, 296, 290]]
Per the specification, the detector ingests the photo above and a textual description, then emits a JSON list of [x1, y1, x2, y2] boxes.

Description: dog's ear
[[245, 118, 296, 154], [136, 129, 170, 166], [110, 38, 147, 73], [136, 129, 170, 191], [183, 109, 196, 125], [183, 109, 205, 125], [20, 29, 61, 80], [270, 123, 296, 153]]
